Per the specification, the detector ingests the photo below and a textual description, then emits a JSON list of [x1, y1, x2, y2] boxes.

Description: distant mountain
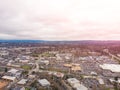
[[0, 40, 45, 43], [0, 40, 120, 45]]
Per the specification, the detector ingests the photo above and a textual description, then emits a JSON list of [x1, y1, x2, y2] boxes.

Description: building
[[109, 78, 120, 84], [67, 78, 80, 86], [7, 63, 21, 68], [17, 79, 28, 85], [74, 84, 88, 90], [8, 68, 19, 74], [90, 71, 97, 76], [10, 86, 25, 90], [38, 79, 50, 87], [19, 60, 29, 63], [71, 66, 81, 71], [64, 64, 72, 67], [67, 78, 88, 90], [2, 76, 16, 82], [97, 78, 105, 85], [53, 72, 64, 78], [100, 64, 120, 73], [28, 75, 36, 79], [64, 63, 81, 71], [40, 60, 49, 65], [0, 51, 9, 56], [7, 68, 22, 78]]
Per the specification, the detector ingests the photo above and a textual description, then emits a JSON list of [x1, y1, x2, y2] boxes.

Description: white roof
[[90, 71, 97, 75], [75, 84, 88, 90], [68, 81, 88, 90], [8, 68, 19, 74], [17, 79, 28, 85], [2, 76, 16, 81], [28, 75, 36, 78], [40, 60, 49, 63], [97, 78, 104, 84], [100, 64, 120, 72], [38, 79, 50, 86], [67, 78, 80, 86], [67, 78, 80, 85], [109, 78, 120, 83], [53, 72, 64, 78], [20, 87, 25, 90], [67, 78, 88, 90]]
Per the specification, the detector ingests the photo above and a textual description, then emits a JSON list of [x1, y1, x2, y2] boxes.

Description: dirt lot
[[0, 80, 8, 90]]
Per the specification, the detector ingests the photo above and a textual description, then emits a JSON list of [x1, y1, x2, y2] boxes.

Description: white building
[[53, 72, 64, 78], [100, 64, 120, 73], [38, 79, 50, 87], [109, 78, 120, 84], [97, 78, 105, 85], [19, 60, 29, 63], [2, 76, 16, 81], [7, 63, 21, 68], [67, 78, 80, 86], [0, 51, 9, 56], [74, 84, 88, 90], [67, 78, 88, 90], [17, 79, 28, 85], [40, 60, 49, 65], [8, 68, 19, 74]]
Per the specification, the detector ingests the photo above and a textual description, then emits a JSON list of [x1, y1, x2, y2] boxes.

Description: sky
[[0, 0, 120, 40]]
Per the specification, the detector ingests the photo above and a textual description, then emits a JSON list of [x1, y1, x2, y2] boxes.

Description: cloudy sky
[[0, 0, 120, 40]]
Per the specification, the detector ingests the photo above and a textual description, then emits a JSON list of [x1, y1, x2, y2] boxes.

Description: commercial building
[[100, 64, 120, 73], [17, 79, 28, 85], [38, 79, 50, 87], [2, 76, 16, 82], [67, 78, 88, 90]]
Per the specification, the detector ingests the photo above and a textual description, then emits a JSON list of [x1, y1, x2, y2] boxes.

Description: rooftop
[[2, 76, 16, 81], [17, 79, 28, 85], [8, 68, 19, 74], [100, 64, 120, 73], [38, 79, 50, 87]]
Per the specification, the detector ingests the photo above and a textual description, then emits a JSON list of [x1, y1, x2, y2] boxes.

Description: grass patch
[[21, 65, 32, 70]]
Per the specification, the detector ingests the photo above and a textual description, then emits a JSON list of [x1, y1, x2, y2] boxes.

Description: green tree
[[5, 68, 8, 72]]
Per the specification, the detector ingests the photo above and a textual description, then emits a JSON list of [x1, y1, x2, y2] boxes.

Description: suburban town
[[0, 0, 120, 90], [0, 41, 120, 90]]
